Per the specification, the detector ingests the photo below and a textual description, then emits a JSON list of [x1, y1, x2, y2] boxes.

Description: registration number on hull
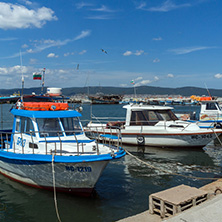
[[65, 166, 92, 172]]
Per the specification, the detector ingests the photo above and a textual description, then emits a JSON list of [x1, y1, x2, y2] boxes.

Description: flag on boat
[[33, 72, 42, 80], [130, 80, 135, 85]]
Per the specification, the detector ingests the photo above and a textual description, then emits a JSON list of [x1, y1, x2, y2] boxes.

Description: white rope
[[213, 128, 222, 146], [52, 154, 62, 222]]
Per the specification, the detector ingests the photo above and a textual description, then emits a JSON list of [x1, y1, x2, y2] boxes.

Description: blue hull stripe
[[38, 139, 95, 143], [0, 148, 126, 163]]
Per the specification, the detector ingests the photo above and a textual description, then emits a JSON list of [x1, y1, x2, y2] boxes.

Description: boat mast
[[20, 51, 24, 102], [41, 68, 46, 95]]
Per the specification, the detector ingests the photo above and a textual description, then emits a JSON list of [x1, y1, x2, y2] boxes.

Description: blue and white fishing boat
[[0, 100, 125, 196]]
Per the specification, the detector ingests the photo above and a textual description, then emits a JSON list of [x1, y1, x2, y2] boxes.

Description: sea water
[[0, 104, 221, 222]]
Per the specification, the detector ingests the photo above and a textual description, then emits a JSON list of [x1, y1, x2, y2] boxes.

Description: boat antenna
[[204, 83, 212, 98], [41, 68, 46, 95], [20, 51, 24, 102]]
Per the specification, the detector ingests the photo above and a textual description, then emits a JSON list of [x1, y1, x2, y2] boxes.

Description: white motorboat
[[87, 104, 222, 148], [0, 99, 125, 196]]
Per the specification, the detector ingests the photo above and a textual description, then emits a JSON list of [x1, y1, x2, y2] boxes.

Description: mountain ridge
[[1, 86, 221, 97]]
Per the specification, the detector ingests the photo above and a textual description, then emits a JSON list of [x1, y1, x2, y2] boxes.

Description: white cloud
[[215, 73, 222, 79], [167, 73, 174, 78], [123, 51, 133, 56], [90, 5, 116, 12], [154, 76, 159, 81], [76, 2, 94, 9], [138, 0, 191, 12], [135, 77, 143, 81], [22, 44, 28, 48], [79, 50, 87, 55], [133, 76, 160, 86], [27, 49, 34, 53], [134, 50, 144, 56], [169, 46, 214, 55], [135, 80, 151, 86], [0, 65, 29, 75], [74, 30, 91, 40], [29, 58, 37, 64], [86, 15, 114, 20], [0, 2, 57, 29], [123, 50, 145, 56], [3, 30, 91, 59], [152, 37, 162, 41], [153, 58, 160, 63], [47, 53, 58, 58], [0, 37, 17, 41], [136, 2, 147, 10]]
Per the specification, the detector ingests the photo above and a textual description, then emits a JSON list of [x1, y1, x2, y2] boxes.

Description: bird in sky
[[101, 49, 107, 54]]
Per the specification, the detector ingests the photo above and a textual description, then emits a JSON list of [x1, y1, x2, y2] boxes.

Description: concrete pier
[[118, 179, 222, 222]]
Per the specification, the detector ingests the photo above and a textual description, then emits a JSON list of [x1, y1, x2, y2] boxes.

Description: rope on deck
[[52, 154, 62, 222]]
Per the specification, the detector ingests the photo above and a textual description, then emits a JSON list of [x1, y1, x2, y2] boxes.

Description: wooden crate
[[149, 184, 208, 218]]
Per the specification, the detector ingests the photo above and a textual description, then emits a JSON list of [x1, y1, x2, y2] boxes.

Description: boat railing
[[84, 123, 122, 149], [90, 114, 125, 124], [0, 128, 121, 156]]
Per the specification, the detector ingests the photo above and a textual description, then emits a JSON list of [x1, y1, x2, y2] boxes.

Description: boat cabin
[[123, 104, 178, 126], [7, 103, 87, 154], [199, 101, 222, 121]]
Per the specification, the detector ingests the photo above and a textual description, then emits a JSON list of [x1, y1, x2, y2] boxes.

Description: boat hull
[[96, 129, 220, 148], [120, 132, 218, 148], [0, 155, 109, 196]]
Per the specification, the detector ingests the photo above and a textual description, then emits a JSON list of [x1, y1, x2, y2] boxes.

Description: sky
[[0, 0, 222, 90]]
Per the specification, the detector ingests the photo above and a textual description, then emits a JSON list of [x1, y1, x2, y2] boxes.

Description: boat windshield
[[60, 117, 82, 135], [130, 109, 178, 126], [37, 117, 82, 137], [37, 118, 62, 137], [206, 102, 221, 111]]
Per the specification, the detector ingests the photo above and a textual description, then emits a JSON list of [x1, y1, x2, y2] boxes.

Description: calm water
[[0, 104, 222, 222]]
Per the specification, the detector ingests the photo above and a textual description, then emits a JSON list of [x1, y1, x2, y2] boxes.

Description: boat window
[[156, 110, 178, 121], [21, 117, 25, 133], [37, 118, 62, 137], [206, 103, 218, 110], [25, 118, 35, 136], [130, 111, 150, 126], [16, 119, 20, 132], [130, 109, 178, 126], [60, 117, 82, 135], [15, 117, 35, 136]]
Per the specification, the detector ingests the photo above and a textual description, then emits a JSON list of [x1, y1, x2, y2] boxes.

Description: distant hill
[[0, 86, 222, 97]]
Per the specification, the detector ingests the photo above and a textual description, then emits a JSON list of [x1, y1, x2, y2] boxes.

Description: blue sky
[[0, 0, 222, 90]]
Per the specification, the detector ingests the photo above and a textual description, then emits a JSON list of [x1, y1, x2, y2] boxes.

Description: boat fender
[[214, 123, 222, 129], [137, 135, 145, 145]]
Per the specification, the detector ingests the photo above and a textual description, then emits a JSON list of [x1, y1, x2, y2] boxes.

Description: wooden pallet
[[149, 184, 208, 218]]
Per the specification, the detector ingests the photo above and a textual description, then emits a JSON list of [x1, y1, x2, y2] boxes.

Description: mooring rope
[[124, 149, 221, 181], [52, 154, 62, 222], [213, 128, 222, 146]]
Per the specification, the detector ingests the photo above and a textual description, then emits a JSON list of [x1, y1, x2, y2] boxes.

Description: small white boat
[[0, 100, 125, 196], [87, 104, 222, 148], [197, 100, 222, 128], [178, 100, 222, 128]]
